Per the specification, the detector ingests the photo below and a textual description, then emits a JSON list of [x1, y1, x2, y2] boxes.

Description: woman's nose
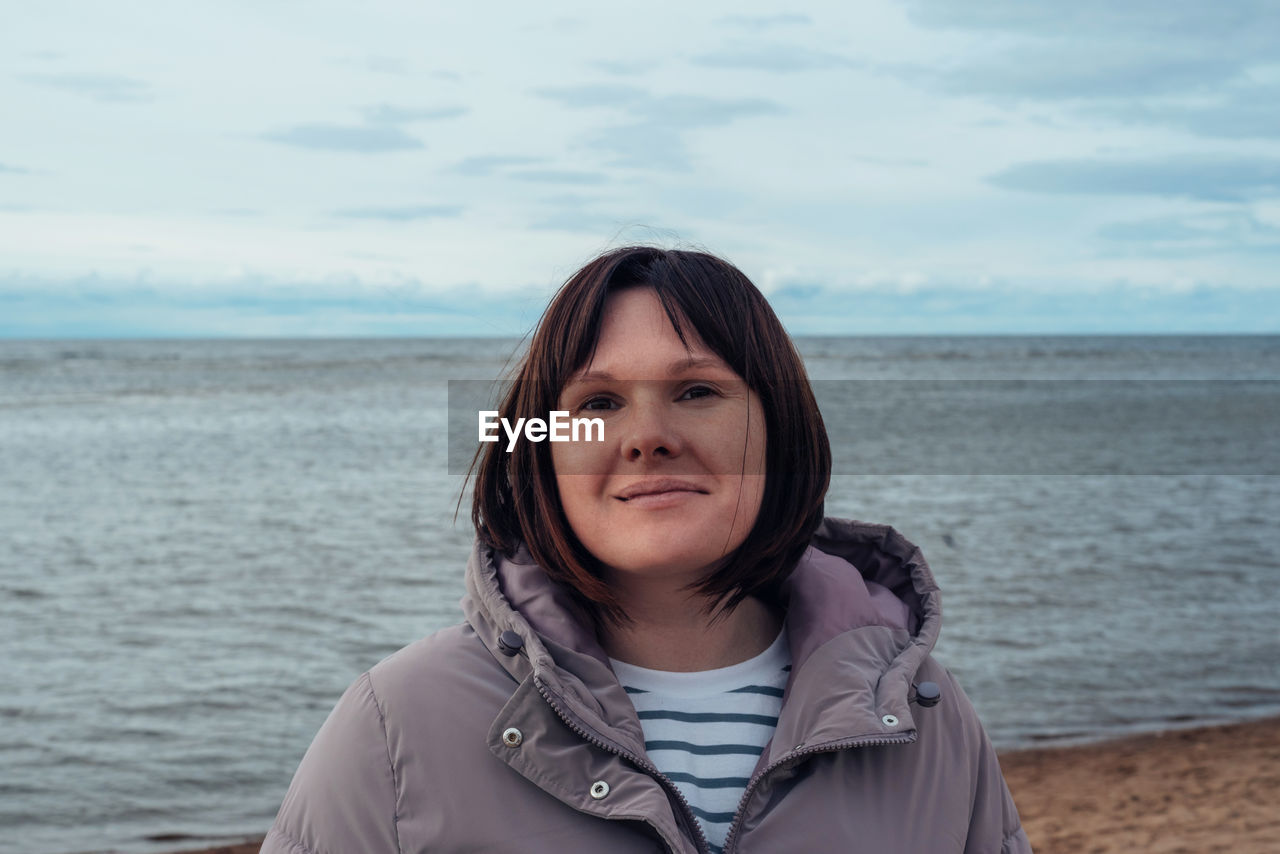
[[621, 398, 683, 462]]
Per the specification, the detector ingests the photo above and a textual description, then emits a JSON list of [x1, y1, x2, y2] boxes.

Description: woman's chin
[[597, 536, 738, 586]]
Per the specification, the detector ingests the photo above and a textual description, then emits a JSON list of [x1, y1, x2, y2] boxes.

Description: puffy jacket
[[263, 518, 1031, 853]]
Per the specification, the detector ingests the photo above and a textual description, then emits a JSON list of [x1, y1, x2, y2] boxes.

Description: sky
[[2, 0, 1279, 336]]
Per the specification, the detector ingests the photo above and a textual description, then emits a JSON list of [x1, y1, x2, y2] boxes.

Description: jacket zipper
[[719, 732, 917, 854], [535, 678, 711, 854]]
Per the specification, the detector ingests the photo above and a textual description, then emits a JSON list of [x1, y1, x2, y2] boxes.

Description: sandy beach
[[168, 715, 1280, 854], [1000, 715, 1280, 853]]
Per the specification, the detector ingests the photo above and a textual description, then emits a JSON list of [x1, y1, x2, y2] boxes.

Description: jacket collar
[[462, 517, 943, 758]]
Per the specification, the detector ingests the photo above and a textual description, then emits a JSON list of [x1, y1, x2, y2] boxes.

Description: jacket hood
[[462, 517, 942, 762]]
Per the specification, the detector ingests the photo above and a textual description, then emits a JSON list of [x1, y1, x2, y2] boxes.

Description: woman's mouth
[[615, 479, 708, 507]]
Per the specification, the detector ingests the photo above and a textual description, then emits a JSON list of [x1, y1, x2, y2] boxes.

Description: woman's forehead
[[560, 290, 692, 366]]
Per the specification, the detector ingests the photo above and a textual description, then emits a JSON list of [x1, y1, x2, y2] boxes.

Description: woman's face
[[552, 287, 767, 593]]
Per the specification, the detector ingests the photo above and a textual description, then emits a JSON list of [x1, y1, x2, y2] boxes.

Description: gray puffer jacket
[[263, 518, 1031, 853]]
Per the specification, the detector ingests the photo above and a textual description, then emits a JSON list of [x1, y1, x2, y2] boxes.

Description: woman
[[262, 247, 1031, 853]]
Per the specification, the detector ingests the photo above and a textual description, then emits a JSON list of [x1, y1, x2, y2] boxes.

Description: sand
[[1000, 716, 1280, 853], [165, 715, 1280, 854]]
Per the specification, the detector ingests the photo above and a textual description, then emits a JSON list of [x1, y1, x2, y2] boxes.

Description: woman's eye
[[680, 385, 716, 401], [582, 396, 617, 411]]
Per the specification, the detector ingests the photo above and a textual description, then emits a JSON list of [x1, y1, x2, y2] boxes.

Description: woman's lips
[[619, 489, 703, 509], [615, 479, 708, 508]]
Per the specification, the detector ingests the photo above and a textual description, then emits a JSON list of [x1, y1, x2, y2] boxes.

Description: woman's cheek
[[550, 431, 610, 476]]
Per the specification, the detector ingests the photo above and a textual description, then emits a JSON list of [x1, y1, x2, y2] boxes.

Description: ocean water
[[1, 336, 1278, 854]]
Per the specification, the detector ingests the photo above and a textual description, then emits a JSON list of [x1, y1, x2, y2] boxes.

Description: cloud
[[1097, 211, 1280, 256], [535, 85, 782, 127], [528, 200, 654, 234], [717, 13, 813, 29], [361, 104, 468, 124], [594, 95, 784, 169], [885, 2, 1280, 144], [590, 59, 658, 77], [852, 155, 929, 168], [691, 44, 856, 73], [361, 56, 409, 75], [909, 47, 1243, 99], [902, 0, 1280, 47], [262, 123, 424, 152], [587, 124, 691, 171], [1086, 82, 1280, 139], [631, 94, 784, 126], [753, 278, 1280, 334], [4, 269, 1277, 337], [988, 156, 1280, 202], [537, 84, 783, 128], [0, 163, 31, 175], [338, 56, 415, 76], [533, 84, 647, 109], [0, 275, 546, 337], [332, 204, 464, 221], [892, 1, 1280, 101], [19, 72, 151, 103], [533, 86, 786, 169], [450, 155, 544, 176], [509, 170, 608, 185]]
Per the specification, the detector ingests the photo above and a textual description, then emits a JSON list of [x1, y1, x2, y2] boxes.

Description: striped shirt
[[610, 631, 791, 854]]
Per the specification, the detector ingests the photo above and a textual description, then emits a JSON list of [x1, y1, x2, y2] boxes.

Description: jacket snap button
[[501, 727, 523, 747], [881, 714, 899, 727], [497, 630, 524, 657], [589, 780, 610, 799]]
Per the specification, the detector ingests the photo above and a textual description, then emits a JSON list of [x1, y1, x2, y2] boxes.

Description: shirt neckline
[[609, 626, 790, 698]]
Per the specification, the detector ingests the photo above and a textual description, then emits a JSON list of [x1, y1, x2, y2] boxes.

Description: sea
[[2, 336, 1278, 854]]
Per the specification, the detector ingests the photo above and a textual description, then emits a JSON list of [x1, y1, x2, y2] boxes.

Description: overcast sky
[[3, 0, 1278, 336]]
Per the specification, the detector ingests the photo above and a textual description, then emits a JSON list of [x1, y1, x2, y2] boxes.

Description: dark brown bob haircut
[[471, 246, 831, 623]]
